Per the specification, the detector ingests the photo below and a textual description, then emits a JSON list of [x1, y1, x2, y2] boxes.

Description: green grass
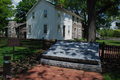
[[0, 38, 8, 45], [0, 44, 39, 66], [102, 73, 120, 80], [96, 39, 120, 46], [72, 38, 120, 46], [0, 38, 43, 48], [20, 39, 43, 48]]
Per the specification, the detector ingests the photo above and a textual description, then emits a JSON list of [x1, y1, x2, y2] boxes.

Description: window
[[44, 24, 47, 33], [57, 25, 60, 34], [79, 19, 81, 25], [77, 18, 79, 23], [72, 16, 74, 21], [75, 17, 77, 22], [63, 13, 65, 20], [68, 26, 70, 35], [58, 11, 60, 17], [78, 28, 81, 35], [28, 25, 31, 34], [68, 15, 70, 20], [44, 10, 47, 18], [32, 12, 35, 19]]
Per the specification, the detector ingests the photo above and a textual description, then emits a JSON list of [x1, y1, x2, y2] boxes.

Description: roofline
[[55, 7, 83, 20], [26, 0, 84, 20], [16, 23, 26, 28], [26, 0, 55, 16], [26, 0, 41, 16]]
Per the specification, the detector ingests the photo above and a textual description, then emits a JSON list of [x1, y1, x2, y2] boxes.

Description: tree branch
[[96, 2, 117, 15]]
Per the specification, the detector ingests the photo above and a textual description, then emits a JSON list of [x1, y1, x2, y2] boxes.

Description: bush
[[100, 28, 120, 38]]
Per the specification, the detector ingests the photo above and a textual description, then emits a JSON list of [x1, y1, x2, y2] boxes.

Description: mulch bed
[[0, 49, 45, 79]]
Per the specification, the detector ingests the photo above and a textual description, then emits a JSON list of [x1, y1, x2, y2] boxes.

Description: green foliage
[[0, 0, 14, 31], [116, 22, 120, 29], [100, 28, 120, 38], [15, 0, 37, 22], [54, 0, 118, 28], [103, 73, 120, 80]]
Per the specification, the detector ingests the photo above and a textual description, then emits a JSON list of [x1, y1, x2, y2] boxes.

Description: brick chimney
[[59, 4, 62, 8]]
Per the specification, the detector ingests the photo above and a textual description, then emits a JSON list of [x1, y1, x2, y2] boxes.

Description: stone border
[[42, 55, 99, 65], [40, 58, 102, 72]]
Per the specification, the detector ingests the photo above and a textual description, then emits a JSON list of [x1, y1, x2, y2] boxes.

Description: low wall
[[100, 37, 120, 41]]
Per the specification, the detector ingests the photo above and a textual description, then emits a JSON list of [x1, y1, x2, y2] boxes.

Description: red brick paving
[[11, 64, 103, 80]]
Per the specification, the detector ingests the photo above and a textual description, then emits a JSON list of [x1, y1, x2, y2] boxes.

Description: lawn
[[96, 39, 120, 46], [0, 44, 39, 66], [1, 38, 120, 80], [72, 38, 120, 46], [0, 38, 43, 49]]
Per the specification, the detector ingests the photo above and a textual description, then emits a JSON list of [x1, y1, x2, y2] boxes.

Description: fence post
[[42, 37, 45, 50], [3, 55, 11, 77], [101, 42, 105, 61]]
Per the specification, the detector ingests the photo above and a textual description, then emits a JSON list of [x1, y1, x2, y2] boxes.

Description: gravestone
[[40, 41, 102, 72]]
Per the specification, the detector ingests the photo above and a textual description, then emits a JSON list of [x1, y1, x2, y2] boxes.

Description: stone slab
[[40, 58, 102, 72], [40, 41, 102, 72], [42, 41, 100, 61]]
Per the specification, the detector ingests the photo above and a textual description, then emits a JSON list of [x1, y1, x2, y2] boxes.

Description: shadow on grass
[[20, 41, 43, 49], [103, 72, 120, 80], [0, 45, 7, 48], [1, 48, 38, 61], [101, 59, 120, 80], [110, 42, 120, 45]]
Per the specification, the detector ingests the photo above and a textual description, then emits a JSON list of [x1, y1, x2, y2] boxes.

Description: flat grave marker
[[41, 41, 102, 72]]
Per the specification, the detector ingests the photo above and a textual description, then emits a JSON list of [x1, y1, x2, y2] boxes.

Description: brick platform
[[11, 64, 103, 80]]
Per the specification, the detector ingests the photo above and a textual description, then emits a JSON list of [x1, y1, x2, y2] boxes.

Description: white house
[[26, 0, 83, 40]]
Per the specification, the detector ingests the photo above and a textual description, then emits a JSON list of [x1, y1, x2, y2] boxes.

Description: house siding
[[72, 20, 82, 39], [26, 0, 83, 40], [54, 9, 72, 40], [16, 24, 26, 38], [27, 0, 55, 39]]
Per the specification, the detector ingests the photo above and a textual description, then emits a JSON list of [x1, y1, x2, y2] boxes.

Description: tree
[[53, 0, 119, 42], [0, 0, 14, 32], [87, 0, 119, 42], [15, 0, 37, 23]]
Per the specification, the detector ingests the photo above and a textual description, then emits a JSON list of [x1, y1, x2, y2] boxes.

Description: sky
[[12, 0, 22, 8]]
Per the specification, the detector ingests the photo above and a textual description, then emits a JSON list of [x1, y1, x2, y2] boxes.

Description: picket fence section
[[99, 42, 120, 60]]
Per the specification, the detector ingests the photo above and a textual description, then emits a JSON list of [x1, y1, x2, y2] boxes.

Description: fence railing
[[99, 42, 120, 60], [0, 37, 120, 60], [0, 37, 57, 50]]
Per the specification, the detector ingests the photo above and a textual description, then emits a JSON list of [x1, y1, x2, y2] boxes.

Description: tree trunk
[[87, 0, 96, 42]]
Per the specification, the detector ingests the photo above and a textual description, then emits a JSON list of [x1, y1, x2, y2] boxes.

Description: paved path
[[11, 64, 103, 80]]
